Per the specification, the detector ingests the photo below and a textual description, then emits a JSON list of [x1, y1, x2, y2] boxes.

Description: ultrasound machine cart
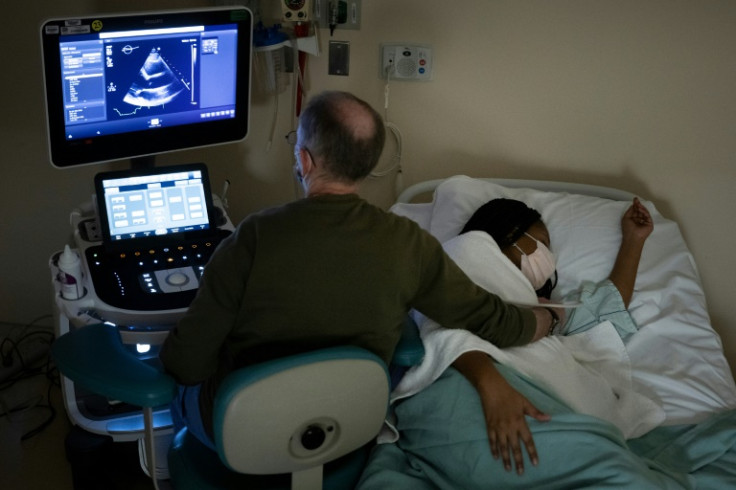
[[39, 6, 254, 484], [50, 164, 234, 487]]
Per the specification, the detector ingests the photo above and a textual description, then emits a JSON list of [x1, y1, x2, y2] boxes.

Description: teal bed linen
[[358, 365, 736, 489]]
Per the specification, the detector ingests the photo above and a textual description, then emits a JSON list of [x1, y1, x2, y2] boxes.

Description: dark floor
[[1, 322, 154, 490]]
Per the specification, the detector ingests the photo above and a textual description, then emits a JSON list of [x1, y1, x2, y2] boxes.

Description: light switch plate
[[328, 40, 350, 76]]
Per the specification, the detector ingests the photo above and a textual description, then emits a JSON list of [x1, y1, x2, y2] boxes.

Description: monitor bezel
[[41, 7, 252, 169]]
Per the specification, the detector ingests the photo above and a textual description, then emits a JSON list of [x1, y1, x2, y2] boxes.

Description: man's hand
[[531, 304, 565, 341], [453, 351, 550, 475]]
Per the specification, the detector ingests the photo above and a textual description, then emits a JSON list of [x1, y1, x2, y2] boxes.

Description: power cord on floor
[[1, 329, 54, 373], [0, 315, 59, 440]]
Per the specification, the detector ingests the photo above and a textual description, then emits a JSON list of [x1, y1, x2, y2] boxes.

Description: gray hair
[[298, 91, 386, 182]]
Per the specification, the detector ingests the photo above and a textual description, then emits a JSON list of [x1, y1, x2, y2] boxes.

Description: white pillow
[[390, 202, 433, 233], [428, 176, 629, 300], [399, 175, 736, 425]]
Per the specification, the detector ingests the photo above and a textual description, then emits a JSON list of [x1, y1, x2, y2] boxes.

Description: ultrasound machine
[[40, 5, 253, 472]]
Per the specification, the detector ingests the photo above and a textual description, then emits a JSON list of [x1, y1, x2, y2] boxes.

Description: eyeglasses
[[285, 130, 317, 167]]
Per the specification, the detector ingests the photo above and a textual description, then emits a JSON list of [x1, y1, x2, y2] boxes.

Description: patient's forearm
[[453, 350, 500, 387], [609, 237, 645, 308], [611, 197, 653, 308]]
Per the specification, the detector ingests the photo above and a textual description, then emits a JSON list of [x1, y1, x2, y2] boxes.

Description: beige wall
[[2, 1, 734, 375]]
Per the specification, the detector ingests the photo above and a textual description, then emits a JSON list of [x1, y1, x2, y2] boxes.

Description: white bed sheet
[[391, 175, 736, 425]]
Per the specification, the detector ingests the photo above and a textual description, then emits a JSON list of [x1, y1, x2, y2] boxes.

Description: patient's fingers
[[515, 407, 544, 474], [488, 427, 515, 473], [493, 426, 533, 474], [496, 435, 515, 473], [487, 404, 549, 475], [488, 430, 499, 460], [521, 429, 539, 470], [510, 437, 525, 475]]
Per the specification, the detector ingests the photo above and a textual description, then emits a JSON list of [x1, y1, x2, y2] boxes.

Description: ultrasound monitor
[[41, 7, 252, 168]]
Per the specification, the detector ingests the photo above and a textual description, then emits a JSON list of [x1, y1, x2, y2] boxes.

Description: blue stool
[[52, 318, 424, 490]]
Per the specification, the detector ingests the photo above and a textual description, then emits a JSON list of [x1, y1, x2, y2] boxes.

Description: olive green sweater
[[160, 194, 535, 434]]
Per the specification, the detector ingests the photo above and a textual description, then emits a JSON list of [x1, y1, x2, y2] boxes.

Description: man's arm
[[410, 229, 563, 347], [453, 351, 550, 476]]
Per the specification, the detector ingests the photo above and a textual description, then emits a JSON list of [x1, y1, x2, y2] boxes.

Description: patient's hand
[[621, 197, 653, 243], [453, 351, 550, 475]]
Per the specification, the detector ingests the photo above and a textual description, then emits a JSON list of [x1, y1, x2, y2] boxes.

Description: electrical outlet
[[82, 218, 102, 242], [313, 0, 361, 31]]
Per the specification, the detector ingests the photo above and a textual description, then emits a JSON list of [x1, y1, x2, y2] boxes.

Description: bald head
[[333, 96, 377, 141], [297, 91, 386, 183]]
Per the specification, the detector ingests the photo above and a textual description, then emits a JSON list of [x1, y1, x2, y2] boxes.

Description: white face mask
[[513, 233, 556, 290], [293, 161, 304, 184], [293, 150, 306, 189]]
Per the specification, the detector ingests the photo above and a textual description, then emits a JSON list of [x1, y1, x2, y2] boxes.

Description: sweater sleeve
[[159, 224, 254, 385], [410, 231, 537, 348]]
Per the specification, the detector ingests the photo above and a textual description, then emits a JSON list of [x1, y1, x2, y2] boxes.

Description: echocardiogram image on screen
[[107, 38, 198, 120], [56, 23, 237, 139]]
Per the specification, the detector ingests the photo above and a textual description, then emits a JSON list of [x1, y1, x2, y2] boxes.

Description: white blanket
[[389, 231, 665, 440]]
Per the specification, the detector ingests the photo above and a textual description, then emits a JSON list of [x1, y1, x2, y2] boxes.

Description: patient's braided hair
[[460, 198, 542, 248], [460, 198, 557, 299]]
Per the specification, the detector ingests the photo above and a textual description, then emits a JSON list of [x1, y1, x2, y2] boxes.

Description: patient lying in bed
[[451, 196, 655, 474], [359, 176, 736, 489]]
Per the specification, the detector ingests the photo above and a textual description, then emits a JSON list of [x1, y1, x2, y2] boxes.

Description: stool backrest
[[212, 346, 390, 484]]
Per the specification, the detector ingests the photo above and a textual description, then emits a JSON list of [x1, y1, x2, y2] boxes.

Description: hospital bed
[[358, 175, 736, 489]]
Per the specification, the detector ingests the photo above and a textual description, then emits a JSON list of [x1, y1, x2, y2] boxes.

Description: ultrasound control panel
[[83, 228, 230, 312]]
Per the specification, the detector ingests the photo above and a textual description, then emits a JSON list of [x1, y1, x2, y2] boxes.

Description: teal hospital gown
[[560, 278, 639, 340]]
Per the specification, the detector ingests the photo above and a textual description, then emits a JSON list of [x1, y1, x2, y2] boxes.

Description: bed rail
[[396, 178, 637, 204]]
